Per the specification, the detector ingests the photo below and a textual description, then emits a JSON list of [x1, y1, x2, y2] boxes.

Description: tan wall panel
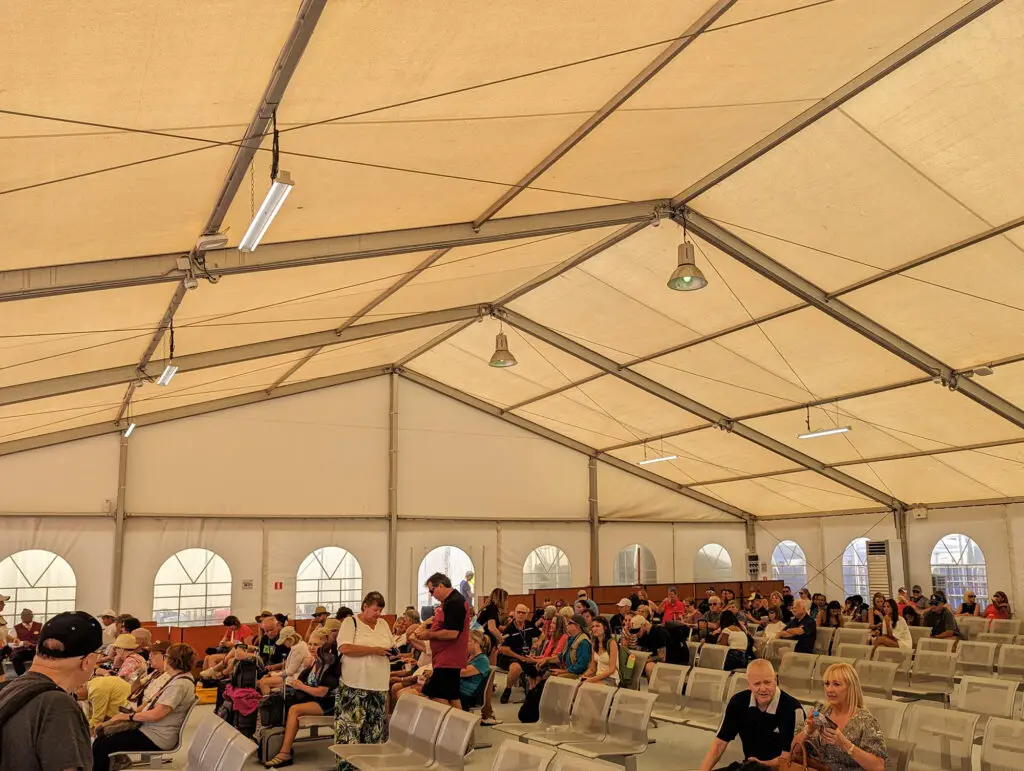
[[0, 435, 119, 514]]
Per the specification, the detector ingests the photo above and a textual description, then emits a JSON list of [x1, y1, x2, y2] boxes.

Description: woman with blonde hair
[[792, 662, 886, 771]]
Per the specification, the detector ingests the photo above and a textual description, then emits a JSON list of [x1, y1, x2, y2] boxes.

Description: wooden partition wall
[[503, 581, 783, 615]]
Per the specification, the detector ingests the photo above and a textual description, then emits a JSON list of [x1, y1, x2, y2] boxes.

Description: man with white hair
[[778, 597, 816, 654], [699, 658, 804, 771]]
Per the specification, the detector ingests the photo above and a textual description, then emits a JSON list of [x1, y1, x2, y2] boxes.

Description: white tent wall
[[0, 435, 119, 515], [496, 522, 591, 594]]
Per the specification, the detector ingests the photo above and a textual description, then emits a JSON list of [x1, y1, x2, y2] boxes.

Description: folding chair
[[561, 689, 658, 771]]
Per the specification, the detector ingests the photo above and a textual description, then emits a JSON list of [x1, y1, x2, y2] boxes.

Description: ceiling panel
[[0, 284, 174, 390], [412, 319, 601, 410], [694, 471, 876, 517], [0, 386, 124, 443]]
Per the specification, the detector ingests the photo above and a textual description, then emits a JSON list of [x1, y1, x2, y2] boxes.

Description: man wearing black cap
[[926, 593, 959, 639], [0, 610, 102, 770]]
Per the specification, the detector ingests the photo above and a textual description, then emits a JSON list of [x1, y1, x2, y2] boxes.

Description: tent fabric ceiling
[[1, 0, 1022, 519]]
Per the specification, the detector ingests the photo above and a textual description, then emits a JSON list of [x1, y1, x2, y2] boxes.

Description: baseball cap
[[37, 611, 103, 658], [568, 614, 587, 628], [912, 585, 923, 592], [630, 615, 646, 630], [929, 593, 944, 606], [101, 609, 116, 618], [151, 640, 172, 654], [576, 590, 587, 598], [617, 598, 631, 608]]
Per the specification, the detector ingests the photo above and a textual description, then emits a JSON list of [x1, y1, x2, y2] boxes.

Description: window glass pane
[[294, 547, 363, 618], [694, 544, 733, 583], [842, 538, 869, 598], [523, 545, 572, 592], [151, 549, 232, 627], [771, 540, 808, 591], [612, 544, 657, 586], [930, 534, 988, 608], [0, 550, 77, 622], [417, 547, 474, 612]]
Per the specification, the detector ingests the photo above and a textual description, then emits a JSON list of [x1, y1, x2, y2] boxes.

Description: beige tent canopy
[[1, 0, 1022, 525]]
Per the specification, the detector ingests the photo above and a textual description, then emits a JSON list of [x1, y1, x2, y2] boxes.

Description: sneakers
[[499, 688, 512, 704], [480, 716, 503, 727]]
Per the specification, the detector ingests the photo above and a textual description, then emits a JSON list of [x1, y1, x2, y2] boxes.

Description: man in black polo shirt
[[497, 604, 540, 704], [778, 598, 816, 654], [699, 659, 804, 771]]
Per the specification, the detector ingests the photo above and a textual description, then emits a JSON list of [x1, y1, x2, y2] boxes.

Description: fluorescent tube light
[[638, 454, 678, 466], [238, 170, 294, 252], [124, 422, 136, 437], [797, 426, 851, 440], [156, 364, 179, 386]]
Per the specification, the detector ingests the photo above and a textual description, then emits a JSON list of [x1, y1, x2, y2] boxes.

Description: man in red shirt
[[660, 587, 687, 623], [12, 608, 42, 675], [417, 572, 470, 708]]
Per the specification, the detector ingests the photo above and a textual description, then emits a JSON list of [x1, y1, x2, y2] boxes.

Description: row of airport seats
[[492, 679, 657, 771], [181, 713, 257, 770]]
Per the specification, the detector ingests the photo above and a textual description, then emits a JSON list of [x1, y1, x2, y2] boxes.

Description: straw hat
[[114, 632, 139, 650]]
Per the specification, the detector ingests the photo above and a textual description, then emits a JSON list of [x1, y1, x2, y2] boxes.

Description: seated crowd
[[0, 579, 1012, 771]]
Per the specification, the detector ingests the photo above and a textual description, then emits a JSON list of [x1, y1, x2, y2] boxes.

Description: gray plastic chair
[[697, 644, 728, 670], [918, 637, 956, 654], [493, 676, 581, 739], [958, 616, 989, 641], [980, 633, 1016, 646], [680, 667, 730, 730], [854, 658, 898, 699], [981, 716, 1024, 771], [648, 663, 688, 721], [523, 683, 616, 746], [185, 712, 228, 769], [863, 695, 909, 740], [217, 731, 258, 771], [903, 702, 980, 771], [905, 650, 957, 700], [110, 697, 198, 768], [725, 671, 749, 704], [777, 652, 818, 702], [951, 676, 1017, 720], [625, 650, 650, 690], [873, 645, 913, 686], [765, 638, 797, 665], [909, 626, 932, 649], [490, 740, 556, 771], [835, 643, 874, 661], [812, 627, 835, 655], [332, 697, 449, 765], [988, 620, 1022, 637], [834, 628, 871, 647], [887, 738, 915, 771], [561, 689, 658, 771], [548, 752, 626, 771], [351, 708, 480, 771], [956, 641, 998, 676], [995, 644, 1024, 679]]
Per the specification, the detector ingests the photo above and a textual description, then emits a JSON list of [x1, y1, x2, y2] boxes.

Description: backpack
[[0, 677, 65, 764], [517, 679, 544, 724]]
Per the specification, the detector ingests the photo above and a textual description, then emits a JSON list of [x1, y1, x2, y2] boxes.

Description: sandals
[[264, 754, 293, 768]]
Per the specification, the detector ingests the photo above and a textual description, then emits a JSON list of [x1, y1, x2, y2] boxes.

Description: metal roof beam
[[399, 368, 752, 522], [0, 200, 666, 303], [684, 210, 1024, 431], [672, 0, 1003, 205], [471, 0, 737, 226], [498, 307, 904, 511], [0, 366, 390, 459], [0, 305, 485, 409]]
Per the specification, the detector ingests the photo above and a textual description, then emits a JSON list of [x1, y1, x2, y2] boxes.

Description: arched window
[[771, 540, 808, 591], [694, 544, 733, 583], [523, 546, 571, 592], [153, 548, 231, 627], [930, 533, 988, 607], [842, 538, 870, 598], [0, 549, 76, 622], [612, 544, 657, 586], [417, 546, 475, 614], [296, 547, 363, 618]]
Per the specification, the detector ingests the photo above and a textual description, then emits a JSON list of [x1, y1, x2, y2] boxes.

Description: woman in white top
[[755, 606, 786, 658], [872, 599, 912, 651], [335, 591, 395, 761], [716, 610, 750, 670], [259, 627, 309, 695], [584, 617, 619, 686]]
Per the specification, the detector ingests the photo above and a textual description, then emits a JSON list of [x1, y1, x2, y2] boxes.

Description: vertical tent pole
[[388, 372, 399, 610], [589, 458, 599, 586], [111, 435, 129, 610]]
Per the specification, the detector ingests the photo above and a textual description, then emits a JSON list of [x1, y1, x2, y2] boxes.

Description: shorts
[[421, 667, 461, 702]]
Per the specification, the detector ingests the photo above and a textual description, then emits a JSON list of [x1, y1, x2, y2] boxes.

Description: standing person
[[476, 588, 508, 663], [699, 659, 804, 771], [660, 587, 686, 622], [778, 599, 817, 654], [417, 573, 470, 708], [12, 608, 42, 676], [92, 643, 197, 771], [0, 611, 100, 770], [985, 591, 1012, 620], [955, 591, 981, 617], [458, 571, 475, 612], [332, 593, 394, 770], [306, 606, 329, 643]]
